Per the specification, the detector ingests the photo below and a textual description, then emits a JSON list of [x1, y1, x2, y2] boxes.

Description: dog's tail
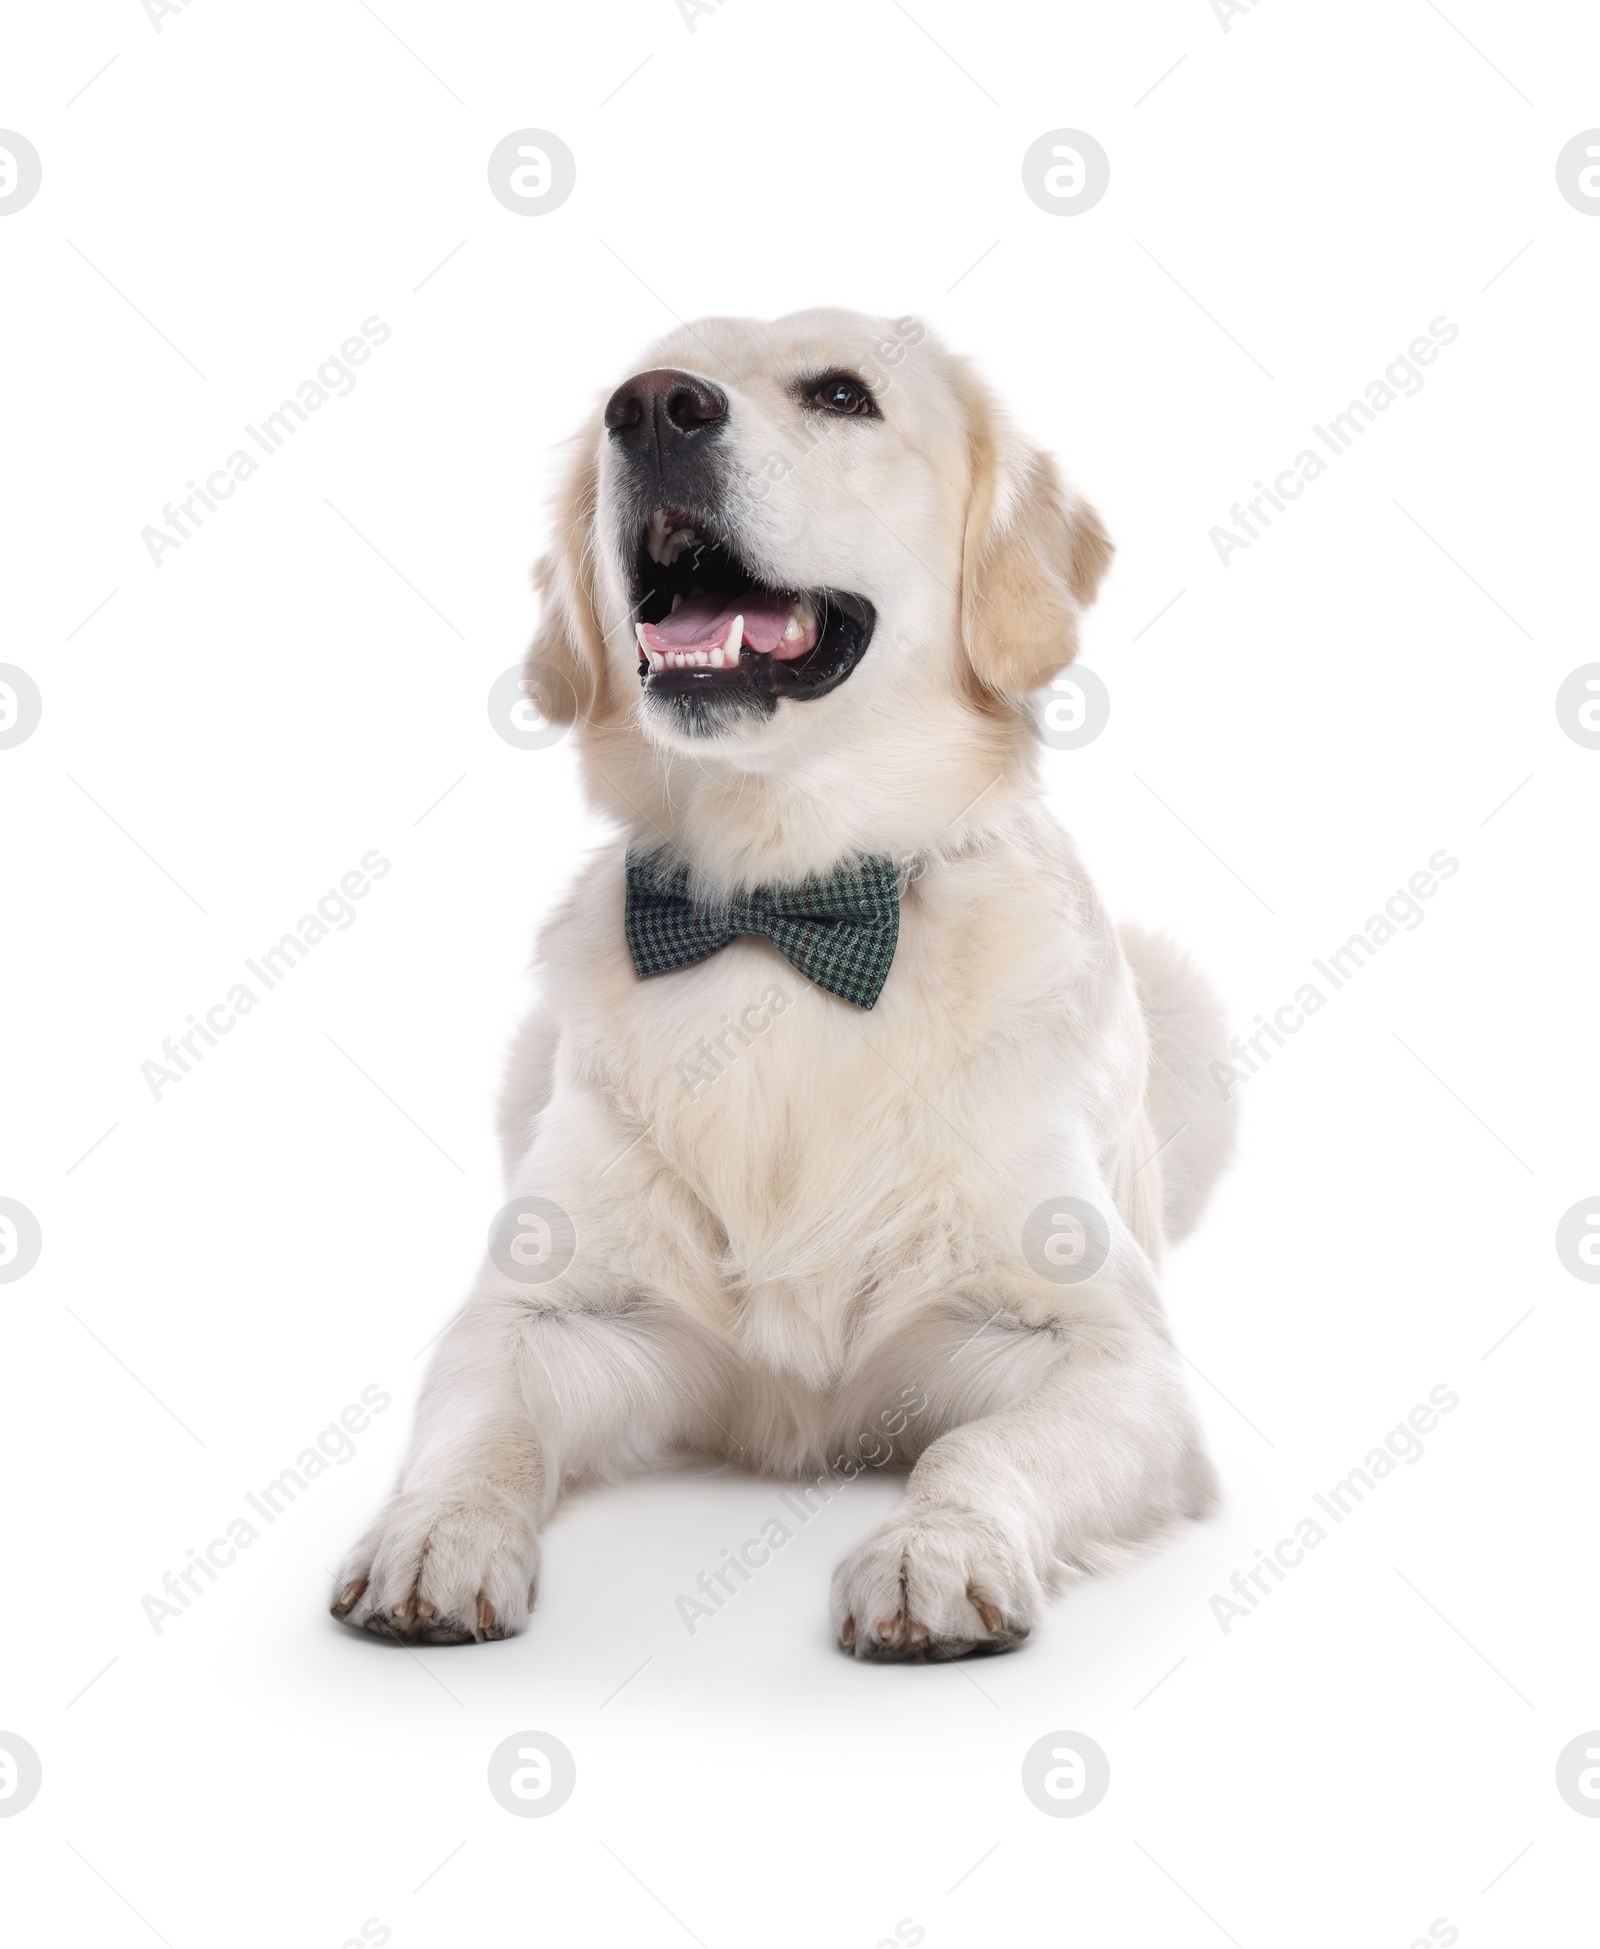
[[1120, 924, 1238, 1245]]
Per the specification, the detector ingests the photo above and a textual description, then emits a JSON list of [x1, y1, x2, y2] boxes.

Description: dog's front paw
[[831, 1505, 1041, 1661], [330, 1491, 538, 1645]]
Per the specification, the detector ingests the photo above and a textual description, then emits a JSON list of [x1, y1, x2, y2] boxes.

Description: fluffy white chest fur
[[332, 309, 1237, 1660], [525, 814, 1148, 1394]]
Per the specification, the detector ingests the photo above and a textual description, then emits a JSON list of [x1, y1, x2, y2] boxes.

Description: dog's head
[[528, 308, 1111, 844]]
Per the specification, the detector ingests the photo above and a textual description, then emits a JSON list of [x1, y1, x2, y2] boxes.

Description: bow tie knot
[[625, 848, 900, 1009]]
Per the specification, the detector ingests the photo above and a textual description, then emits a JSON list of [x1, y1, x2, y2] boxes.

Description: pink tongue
[[639, 592, 803, 658]]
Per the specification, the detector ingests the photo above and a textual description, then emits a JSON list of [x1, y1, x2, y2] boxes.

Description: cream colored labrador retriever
[[331, 309, 1236, 1659]]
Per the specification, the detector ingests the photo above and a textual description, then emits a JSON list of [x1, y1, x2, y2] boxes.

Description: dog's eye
[[807, 375, 878, 418]]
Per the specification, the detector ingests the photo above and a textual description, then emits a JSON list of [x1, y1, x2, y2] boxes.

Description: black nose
[[604, 368, 728, 451]]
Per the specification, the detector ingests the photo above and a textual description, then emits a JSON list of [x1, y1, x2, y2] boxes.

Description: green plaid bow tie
[[625, 848, 900, 1009]]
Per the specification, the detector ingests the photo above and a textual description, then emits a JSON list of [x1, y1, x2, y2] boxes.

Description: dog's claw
[[841, 1616, 855, 1646], [333, 1579, 366, 1617], [906, 1620, 929, 1647], [477, 1595, 497, 1637], [975, 1598, 1004, 1634]]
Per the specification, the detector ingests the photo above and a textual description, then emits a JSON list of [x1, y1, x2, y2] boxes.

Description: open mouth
[[628, 507, 875, 718]]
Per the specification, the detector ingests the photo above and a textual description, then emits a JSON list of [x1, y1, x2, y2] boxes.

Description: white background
[[2, 1, 1596, 1943]]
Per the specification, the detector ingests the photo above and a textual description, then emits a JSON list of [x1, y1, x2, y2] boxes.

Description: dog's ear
[[958, 378, 1113, 698], [524, 435, 612, 726]]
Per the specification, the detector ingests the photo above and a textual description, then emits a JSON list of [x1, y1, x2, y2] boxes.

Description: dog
[[330, 307, 1237, 1659]]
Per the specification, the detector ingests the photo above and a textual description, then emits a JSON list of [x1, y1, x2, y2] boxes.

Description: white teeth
[[793, 597, 816, 632], [649, 650, 664, 671], [782, 615, 802, 642], [671, 593, 682, 612], [693, 650, 708, 667], [647, 509, 699, 567], [725, 614, 744, 658], [635, 622, 650, 652], [710, 647, 725, 668]]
